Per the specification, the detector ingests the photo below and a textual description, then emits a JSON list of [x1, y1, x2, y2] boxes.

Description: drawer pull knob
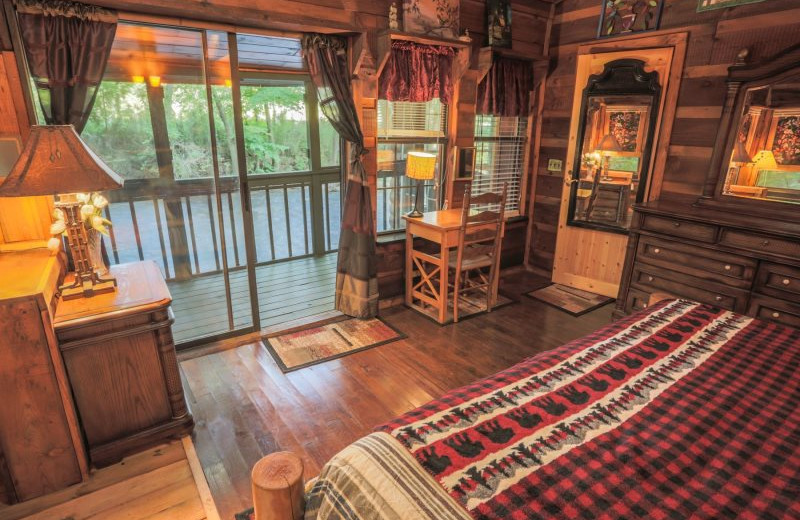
[[673, 222, 681, 227], [782, 278, 791, 286], [761, 240, 770, 247], [715, 296, 723, 302], [724, 265, 731, 271], [653, 248, 661, 254], [772, 312, 781, 319], [647, 276, 654, 282]]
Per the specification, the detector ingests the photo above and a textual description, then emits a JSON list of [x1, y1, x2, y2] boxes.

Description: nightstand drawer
[[631, 264, 749, 313], [719, 229, 800, 259], [747, 295, 800, 328], [641, 215, 717, 243], [637, 236, 755, 288], [624, 288, 651, 314], [755, 262, 800, 300]]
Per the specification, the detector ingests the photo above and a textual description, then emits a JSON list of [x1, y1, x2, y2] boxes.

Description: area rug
[[234, 508, 254, 520], [264, 316, 405, 372], [525, 283, 614, 316]]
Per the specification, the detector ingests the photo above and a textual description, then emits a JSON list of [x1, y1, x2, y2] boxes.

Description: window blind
[[377, 99, 447, 138], [473, 114, 528, 213]]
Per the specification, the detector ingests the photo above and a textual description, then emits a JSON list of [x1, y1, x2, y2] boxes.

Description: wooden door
[[552, 34, 686, 298]]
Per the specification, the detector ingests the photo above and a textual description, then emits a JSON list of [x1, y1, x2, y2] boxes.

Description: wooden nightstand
[[54, 260, 194, 467]]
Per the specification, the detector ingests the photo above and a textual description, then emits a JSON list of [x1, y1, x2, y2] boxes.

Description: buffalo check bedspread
[[305, 299, 800, 519]]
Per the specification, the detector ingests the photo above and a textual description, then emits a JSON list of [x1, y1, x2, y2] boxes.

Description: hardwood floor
[[179, 270, 614, 519], [0, 438, 219, 520]]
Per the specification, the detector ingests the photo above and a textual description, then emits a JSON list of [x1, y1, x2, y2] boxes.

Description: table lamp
[[596, 133, 622, 181], [405, 151, 436, 218], [0, 125, 124, 300]]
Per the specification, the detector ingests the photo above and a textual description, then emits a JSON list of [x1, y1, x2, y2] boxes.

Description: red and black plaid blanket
[[376, 299, 800, 519]]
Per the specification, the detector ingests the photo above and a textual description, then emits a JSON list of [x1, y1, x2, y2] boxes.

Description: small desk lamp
[[596, 133, 622, 181], [0, 125, 124, 299], [405, 151, 436, 218]]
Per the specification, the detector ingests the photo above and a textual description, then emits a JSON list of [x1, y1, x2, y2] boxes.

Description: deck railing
[[103, 175, 341, 281]]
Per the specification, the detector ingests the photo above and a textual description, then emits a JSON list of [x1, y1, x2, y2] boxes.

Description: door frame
[[551, 31, 687, 297]]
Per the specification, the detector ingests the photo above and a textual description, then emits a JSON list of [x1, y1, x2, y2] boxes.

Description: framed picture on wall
[[487, 0, 512, 48], [403, 0, 460, 39], [597, 0, 665, 38], [697, 0, 765, 12], [455, 146, 476, 180]]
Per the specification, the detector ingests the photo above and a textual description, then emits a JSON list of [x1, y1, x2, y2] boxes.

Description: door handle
[[564, 172, 578, 187]]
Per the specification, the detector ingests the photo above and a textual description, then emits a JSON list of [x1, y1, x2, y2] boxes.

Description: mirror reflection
[[569, 94, 655, 231], [723, 74, 800, 204]]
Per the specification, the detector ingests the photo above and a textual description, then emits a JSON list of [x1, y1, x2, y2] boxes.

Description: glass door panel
[[82, 22, 256, 344]]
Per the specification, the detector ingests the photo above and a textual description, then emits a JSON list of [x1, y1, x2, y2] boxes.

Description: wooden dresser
[[0, 249, 88, 504], [615, 200, 800, 326], [53, 260, 194, 467]]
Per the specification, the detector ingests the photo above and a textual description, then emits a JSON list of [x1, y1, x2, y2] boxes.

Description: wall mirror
[[567, 59, 661, 233], [720, 72, 800, 205]]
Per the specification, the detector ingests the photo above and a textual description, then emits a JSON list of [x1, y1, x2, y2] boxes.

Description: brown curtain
[[302, 34, 378, 318], [16, 0, 117, 133], [477, 56, 533, 117], [379, 40, 455, 105]]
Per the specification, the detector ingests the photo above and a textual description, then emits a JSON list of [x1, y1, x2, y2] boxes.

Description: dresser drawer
[[719, 229, 800, 259], [754, 262, 800, 301], [631, 264, 749, 313], [624, 288, 651, 314], [640, 214, 717, 243], [747, 295, 800, 328], [636, 236, 755, 288]]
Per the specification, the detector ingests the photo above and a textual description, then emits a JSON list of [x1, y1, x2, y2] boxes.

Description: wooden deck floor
[[168, 253, 337, 343], [178, 269, 615, 519]]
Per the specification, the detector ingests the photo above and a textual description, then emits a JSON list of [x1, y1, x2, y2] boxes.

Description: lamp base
[[60, 276, 117, 301], [406, 209, 424, 218]]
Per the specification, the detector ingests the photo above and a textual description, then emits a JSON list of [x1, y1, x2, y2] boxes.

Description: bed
[[297, 299, 800, 519]]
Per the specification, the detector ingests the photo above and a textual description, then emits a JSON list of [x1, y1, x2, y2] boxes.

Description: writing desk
[[403, 209, 465, 324]]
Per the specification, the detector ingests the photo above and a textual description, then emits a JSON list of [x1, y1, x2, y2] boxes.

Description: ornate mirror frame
[[566, 58, 662, 234], [699, 44, 800, 218]]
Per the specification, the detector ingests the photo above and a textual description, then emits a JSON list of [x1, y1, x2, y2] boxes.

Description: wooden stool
[[251, 452, 305, 520]]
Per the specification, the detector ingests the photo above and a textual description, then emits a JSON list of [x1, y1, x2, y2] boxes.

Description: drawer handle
[[761, 240, 770, 247], [715, 296, 723, 302], [673, 222, 681, 228], [724, 265, 731, 271], [653, 248, 661, 254], [772, 312, 781, 319], [647, 276, 654, 282], [782, 278, 791, 286]]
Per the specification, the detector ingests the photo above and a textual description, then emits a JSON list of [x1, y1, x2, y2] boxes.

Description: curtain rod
[[118, 10, 304, 40]]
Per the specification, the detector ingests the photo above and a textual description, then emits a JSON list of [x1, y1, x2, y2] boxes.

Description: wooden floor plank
[[183, 270, 615, 520]]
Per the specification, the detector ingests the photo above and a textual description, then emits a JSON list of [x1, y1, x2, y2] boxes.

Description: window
[[376, 99, 447, 232], [473, 114, 529, 215]]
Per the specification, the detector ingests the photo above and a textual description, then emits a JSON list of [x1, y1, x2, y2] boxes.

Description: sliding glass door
[[75, 23, 342, 345]]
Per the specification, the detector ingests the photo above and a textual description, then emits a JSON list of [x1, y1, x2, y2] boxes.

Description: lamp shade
[[0, 125, 123, 197], [597, 133, 622, 153], [752, 149, 778, 170], [405, 151, 437, 181], [731, 140, 753, 164]]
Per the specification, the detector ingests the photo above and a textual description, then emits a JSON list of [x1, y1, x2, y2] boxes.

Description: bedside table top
[[54, 260, 171, 328]]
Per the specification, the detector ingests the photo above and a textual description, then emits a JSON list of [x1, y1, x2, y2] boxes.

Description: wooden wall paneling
[[523, 1, 556, 266]]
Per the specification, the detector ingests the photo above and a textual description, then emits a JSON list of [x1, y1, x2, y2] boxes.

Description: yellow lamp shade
[[405, 151, 437, 180], [752, 150, 778, 170]]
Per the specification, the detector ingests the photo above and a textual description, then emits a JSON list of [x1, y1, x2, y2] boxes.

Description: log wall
[[528, 0, 800, 273]]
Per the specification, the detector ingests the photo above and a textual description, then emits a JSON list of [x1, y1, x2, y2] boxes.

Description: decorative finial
[[735, 48, 750, 66]]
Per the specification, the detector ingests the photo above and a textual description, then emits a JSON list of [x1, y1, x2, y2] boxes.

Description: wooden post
[[146, 83, 192, 280], [251, 451, 305, 520]]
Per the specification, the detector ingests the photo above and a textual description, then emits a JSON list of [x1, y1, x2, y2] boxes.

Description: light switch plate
[[547, 159, 563, 172]]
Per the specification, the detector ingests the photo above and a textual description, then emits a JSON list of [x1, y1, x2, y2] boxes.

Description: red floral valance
[[477, 56, 533, 118], [378, 40, 455, 105]]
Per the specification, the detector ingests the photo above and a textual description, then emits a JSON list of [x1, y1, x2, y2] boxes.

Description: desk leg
[[405, 231, 413, 307], [439, 244, 450, 324]]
